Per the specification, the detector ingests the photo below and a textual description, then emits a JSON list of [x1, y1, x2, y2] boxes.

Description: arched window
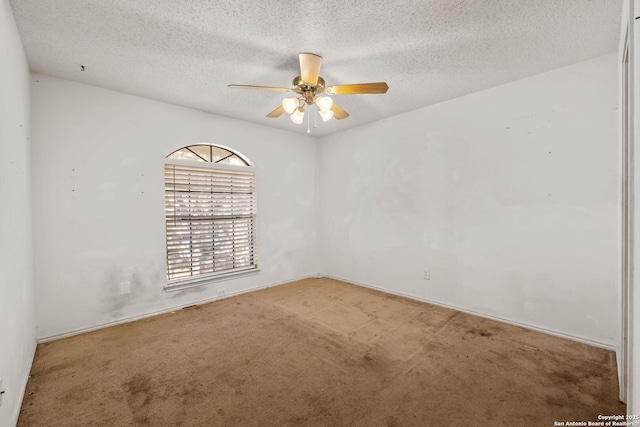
[[166, 144, 251, 166], [164, 144, 257, 290]]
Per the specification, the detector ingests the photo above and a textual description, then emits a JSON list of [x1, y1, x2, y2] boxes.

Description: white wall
[[0, 1, 36, 426], [319, 54, 619, 349], [30, 75, 319, 339], [630, 0, 640, 414]]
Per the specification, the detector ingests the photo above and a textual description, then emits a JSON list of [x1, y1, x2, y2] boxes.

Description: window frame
[[166, 143, 253, 166], [163, 151, 259, 292]]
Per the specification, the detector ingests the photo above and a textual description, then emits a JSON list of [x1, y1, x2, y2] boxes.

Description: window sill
[[164, 267, 260, 292]]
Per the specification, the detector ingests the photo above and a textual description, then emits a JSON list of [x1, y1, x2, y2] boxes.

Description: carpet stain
[[124, 374, 154, 408], [552, 371, 581, 384], [546, 396, 567, 407], [386, 415, 399, 426], [466, 327, 495, 337], [133, 415, 151, 425]]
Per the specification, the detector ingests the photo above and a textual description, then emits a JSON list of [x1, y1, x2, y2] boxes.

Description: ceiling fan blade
[[266, 105, 286, 118], [299, 52, 322, 85], [325, 82, 389, 95], [331, 103, 349, 120], [228, 84, 295, 92]]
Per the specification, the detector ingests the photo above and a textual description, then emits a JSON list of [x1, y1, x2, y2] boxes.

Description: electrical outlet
[[119, 281, 131, 295], [423, 270, 430, 280], [217, 288, 226, 297]]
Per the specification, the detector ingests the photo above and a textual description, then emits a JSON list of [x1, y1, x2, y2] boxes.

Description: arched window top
[[166, 144, 252, 166]]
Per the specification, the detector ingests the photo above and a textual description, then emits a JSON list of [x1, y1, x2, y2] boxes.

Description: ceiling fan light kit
[[290, 107, 305, 124], [282, 97, 299, 114], [319, 108, 334, 122], [229, 52, 389, 131], [316, 96, 333, 112]]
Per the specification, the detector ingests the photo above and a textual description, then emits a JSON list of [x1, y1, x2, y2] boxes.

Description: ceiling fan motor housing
[[293, 75, 325, 105]]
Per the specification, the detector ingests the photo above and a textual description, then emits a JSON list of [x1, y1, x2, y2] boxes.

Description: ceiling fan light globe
[[290, 107, 305, 124], [282, 98, 299, 114], [319, 109, 334, 122], [316, 96, 333, 112]]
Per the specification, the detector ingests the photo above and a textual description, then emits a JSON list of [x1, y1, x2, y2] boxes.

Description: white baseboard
[[37, 274, 314, 343], [322, 274, 617, 352]]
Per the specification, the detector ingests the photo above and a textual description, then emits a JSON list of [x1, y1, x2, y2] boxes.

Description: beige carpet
[[19, 278, 625, 426]]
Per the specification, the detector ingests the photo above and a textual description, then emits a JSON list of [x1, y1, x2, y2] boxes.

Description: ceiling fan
[[229, 52, 389, 126]]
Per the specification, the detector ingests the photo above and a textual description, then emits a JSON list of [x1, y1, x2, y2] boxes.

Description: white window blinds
[[165, 163, 257, 282]]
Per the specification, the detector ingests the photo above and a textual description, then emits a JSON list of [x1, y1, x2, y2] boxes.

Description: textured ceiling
[[10, 0, 622, 136]]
